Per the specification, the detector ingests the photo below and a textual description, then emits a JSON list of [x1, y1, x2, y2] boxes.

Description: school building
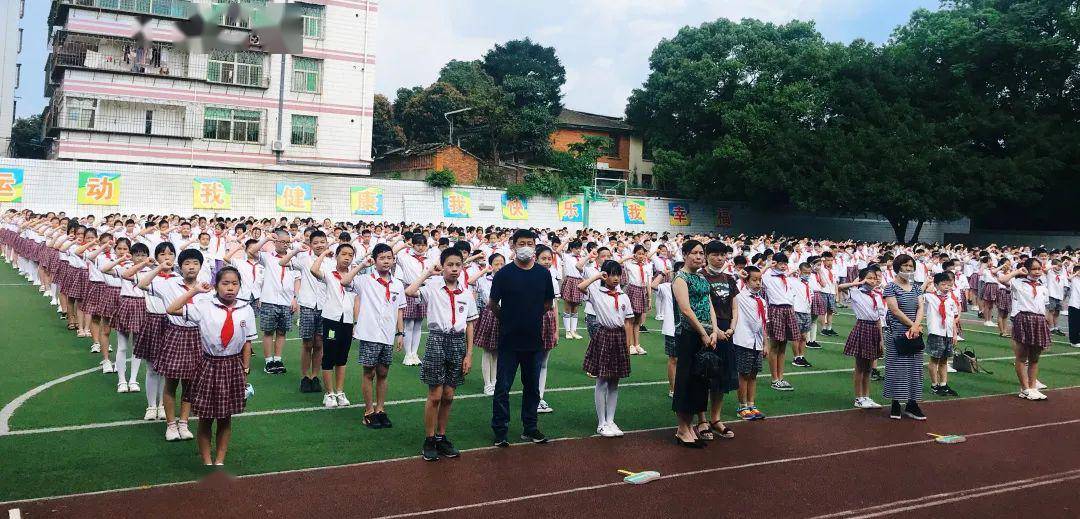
[[551, 108, 655, 191], [41, 0, 377, 175], [0, 0, 26, 157]]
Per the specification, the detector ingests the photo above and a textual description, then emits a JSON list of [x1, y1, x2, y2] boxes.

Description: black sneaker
[[309, 376, 322, 393], [791, 357, 812, 368], [422, 437, 439, 461], [639, 325, 649, 332], [930, 385, 943, 396], [263, 362, 275, 374], [520, 430, 549, 444], [434, 435, 459, 458], [904, 401, 926, 420], [806, 341, 822, 349], [821, 329, 835, 337], [870, 368, 883, 382], [377, 411, 392, 429], [493, 437, 510, 448], [299, 377, 311, 393], [889, 401, 902, 420], [942, 385, 958, 397], [275, 360, 287, 375]]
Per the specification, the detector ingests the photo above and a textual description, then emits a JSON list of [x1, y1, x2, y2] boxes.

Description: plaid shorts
[[298, 306, 321, 340], [735, 346, 763, 375], [1047, 297, 1063, 312], [664, 334, 677, 357], [258, 302, 293, 334], [420, 330, 467, 388], [585, 313, 599, 337], [358, 340, 394, 367], [795, 312, 813, 334], [819, 293, 837, 313], [926, 334, 954, 359]]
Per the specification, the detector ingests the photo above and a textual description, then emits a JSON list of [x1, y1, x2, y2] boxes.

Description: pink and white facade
[[44, 0, 377, 175]]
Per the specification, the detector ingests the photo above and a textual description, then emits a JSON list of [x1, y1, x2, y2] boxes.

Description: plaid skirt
[[582, 326, 630, 379], [82, 281, 106, 316], [766, 305, 800, 342], [981, 284, 998, 303], [1012, 311, 1051, 350], [541, 308, 557, 350], [403, 295, 427, 320], [846, 266, 859, 281], [99, 285, 122, 319], [811, 292, 827, 317], [46, 248, 61, 275], [134, 313, 167, 361], [844, 320, 883, 360], [626, 284, 648, 315], [620, 270, 629, 288], [997, 294, 1013, 318], [114, 296, 147, 336], [72, 267, 89, 300], [968, 273, 980, 291], [474, 307, 500, 351], [187, 354, 246, 419], [560, 276, 583, 304], [154, 323, 203, 380]]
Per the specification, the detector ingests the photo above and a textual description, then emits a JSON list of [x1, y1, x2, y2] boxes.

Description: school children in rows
[[111, 241, 150, 397], [280, 229, 331, 392], [141, 248, 209, 441], [82, 231, 112, 363], [256, 229, 300, 375], [622, 245, 653, 355], [805, 256, 826, 350], [535, 245, 560, 414], [352, 243, 407, 428], [579, 260, 634, 438], [581, 247, 613, 339], [166, 267, 256, 466], [993, 259, 1013, 337], [394, 233, 433, 366], [999, 259, 1052, 401], [978, 256, 998, 327], [762, 253, 798, 391], [311, 244, 363, 408], [923, 272, 960, 397], [224, 239, 265, 310], [128, 242, 174, 420], [559, 241, 587, 340], [405, 247, 478, 461], [789, 262, 814, 368], [651, 243, 675, 324], [838, 268, 886, 409], [474, 253, 505, 396], [733, 267, 767, 420]]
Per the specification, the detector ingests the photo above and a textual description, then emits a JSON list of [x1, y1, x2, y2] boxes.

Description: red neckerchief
[[1025, 279, 1040, 297], [373, 273, 392, 302], [273, 253, 287, 282], [443, 285, 463, 326], [177, 282, 195, 305], [331, 270, 346, 296], [246, 259, 257, 279], [157, 271, 175, 279], [215, 302, 236, 350], [862, 287, 879, 311], [800, 278, 810, 301], [411, 250, 425, 265], [752, 292, 767, 326], [772, 271, 788, 291], [636, 261, 646, 284], [932, 292, 948, 328], [604, 287, 620, 309]]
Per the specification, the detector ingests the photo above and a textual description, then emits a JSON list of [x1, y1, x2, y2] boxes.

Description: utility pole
[[444, 107, 474, 145]]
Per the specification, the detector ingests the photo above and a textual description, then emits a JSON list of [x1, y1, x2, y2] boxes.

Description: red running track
[[7, 388, 1080, 519]]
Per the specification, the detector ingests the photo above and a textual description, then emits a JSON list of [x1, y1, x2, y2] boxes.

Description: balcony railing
[[50, 96, 192, 139], [56, 0, 194, 20], [51, 35, 190, 79]]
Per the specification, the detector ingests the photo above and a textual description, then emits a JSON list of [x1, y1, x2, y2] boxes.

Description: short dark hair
[[705, 240, 725, 256], [177, 248, 204, 266], [892, 254, 915, 273], [600, 259, 623, 276], [215, 266, 241, 287], [933, 272, 951, 285], [511, 229, 537, 245], [371, 243, 393, 259], [440, 247, 463, 265], [309, 230, 327, 241], [336, 243, 355, 256]]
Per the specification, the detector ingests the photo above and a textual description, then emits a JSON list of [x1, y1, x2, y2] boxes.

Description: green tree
[[371, 94, 405, 155], [482, 38, 566, 114], [8, 115, 47, 159], [399, 82, 469, 145], [437, 60, 515, 161]]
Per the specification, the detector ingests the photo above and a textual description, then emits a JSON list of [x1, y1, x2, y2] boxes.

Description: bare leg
[[436, 387, 455, 435], [197, 419, 213, 464], [214, 418, 232, 464]]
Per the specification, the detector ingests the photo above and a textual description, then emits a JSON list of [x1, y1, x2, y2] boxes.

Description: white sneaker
[[165, 422, 181, 441], [956, 335, 966, 342], [143, 407, 157, 420], [636, 345, 647, 355], [128, 381, 141, 392], [863, 397, 882, 409], [101, 360, 114, 373], [335, 392, 351, 407], [177, 421, 194, 440], [608, 423, 625, 437], [1028, 389, 1048, 400], [573, 332, 584, 339], [947, 364, 957, 373], [323, 393, 338, 408], [117, 382, 129, 393], [156, 406, 166, 420], [91, 343, 101, 353], [565, 331, 574, 340], [537, 400, 553, 413], [854, 397, 868, 409], [1072, 343, 1080, 348], [597, 423, 606, 435], [667, 390, 674, 398], [1035, 380, 1048, 390], [984, 321, 995, 327], [599, 424, 618, 438], [483, 386, 495, 396], [108, 344, 113, 352]]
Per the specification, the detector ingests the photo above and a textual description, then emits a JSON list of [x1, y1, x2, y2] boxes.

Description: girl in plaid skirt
[[995, 260, 1014, 337], [558, 241, 587, 340], [474, 253, 505, 395], [622, 245, 653, 355], [579, 261, 634, 438], [167, 267, 256, 466], [998, 259, 1053, 401], [838, 268, 886, 409], [114, 242, 150, 396], [536, 246, 560, 413]]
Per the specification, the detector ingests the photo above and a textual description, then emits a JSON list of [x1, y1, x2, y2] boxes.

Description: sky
[[13, 0, 939, 119]]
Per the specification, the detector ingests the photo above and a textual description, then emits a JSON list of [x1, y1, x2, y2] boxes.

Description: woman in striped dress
[[882, 254, 927, 420]]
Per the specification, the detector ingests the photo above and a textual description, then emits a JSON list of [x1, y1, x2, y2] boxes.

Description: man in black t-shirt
[[488, 229, 555, 446]]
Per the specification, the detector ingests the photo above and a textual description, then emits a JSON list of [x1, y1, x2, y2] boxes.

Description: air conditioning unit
[[479, 204, 496, 211], [271, 140, 284, 152]]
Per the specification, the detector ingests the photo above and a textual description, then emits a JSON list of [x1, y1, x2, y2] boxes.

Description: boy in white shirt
[[790, 262, 814, 368], [1045, 259, 1066, 335], [817, 252, 839, 335], [924, 273, 960, 397], [733, 267, 767, 421], [352, 243, 407, 429], [652, 262, 679, 398], [256, 229, 300, 375], [1067, 265, 1080, 347], [280, 230, 331, 392]]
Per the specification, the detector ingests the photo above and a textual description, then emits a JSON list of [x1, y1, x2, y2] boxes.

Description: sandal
[[362, 413, 382, 429], [673, 436, 705, 449], [67, 323, 77, 331], [695, 422, 715, 441], [710, 421, 735, 439]]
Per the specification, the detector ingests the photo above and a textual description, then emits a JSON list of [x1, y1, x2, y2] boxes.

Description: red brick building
[[372, 143, 480, 185], [550, 108, 655, 188]]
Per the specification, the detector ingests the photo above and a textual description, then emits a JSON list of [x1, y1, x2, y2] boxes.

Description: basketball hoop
[[608, 195, 619, 208]]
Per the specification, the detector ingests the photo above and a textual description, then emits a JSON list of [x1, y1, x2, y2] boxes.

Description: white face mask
[[899, 271, 915, 281], [515, 247, 535, 263]]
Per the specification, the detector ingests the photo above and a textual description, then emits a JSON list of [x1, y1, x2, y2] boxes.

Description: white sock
[[562, 314, 571, 334], [115, 333, 129, 384], [273, 356, 281, 362], [265, 356, 273, 364], [594, 379, 608, 426], [809, 323, 818, 342], [145, 367, 160, 408], [571, 315, 579, 334], [538, 351, 550, 399], [410, 320, 424, 356], [606, 379, 620, 424], [129, 357, 142, 384], [482, 350, 496, 391]]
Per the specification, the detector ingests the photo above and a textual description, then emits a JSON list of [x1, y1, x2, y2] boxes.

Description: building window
[[66, 98, 97, 129], [207, 50, 265, 87], [19, 0, 25, 19], [298, 3, 325, 39], [215, 0, 267, 29], [291, 57, 322, 93], [290, 115, 317, 146], [14, 64, 20, 89], [17, 29, 22, 53], [203, 107, 262, 143], [605, 135, 621, 158], [89, 0, 189, 18], [145, 110, 154, 135]]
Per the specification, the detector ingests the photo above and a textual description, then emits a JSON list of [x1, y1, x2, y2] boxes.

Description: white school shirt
[[418, 282, 478, 334], [149, 276, 207, 327], [395, 248, 429, 284], [657, 282, 675, 337], [206, 233, 228, 261], [119, 264, 148, 298], [182, 298, 258, 356], [923, 292, 959, 338], [288, 251, 330, 310], [229, 257, 264, 302], [792, 277, 813, 314], [476, 274, 495, 306], [815, 265, 837, 295], [1046, 269, 1066, 300], [848, 287, 886, 322], [586, 282, 633, 329], [258, 251, 296, 307], [99, 253, 122, 288], [320, 269, 358, 324], [651, 256, 673, 278], [353, 273, 407, 345], [625, 260, 653, 288], [85, 250, 104, 282], [582, 264, 602, 316], [549, 253, 564, 282], [953, 270, 970, 291], [561, 253, 583, 278], [732, 291, 767, 351], [1008, 277, 1048, 317], [1068, 275, 1080, 309], [762, 269, 795, 306]]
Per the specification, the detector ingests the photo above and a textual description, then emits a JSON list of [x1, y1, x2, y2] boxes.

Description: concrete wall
[[0, 157, 977, 241], [946, 232, 1080, 250]]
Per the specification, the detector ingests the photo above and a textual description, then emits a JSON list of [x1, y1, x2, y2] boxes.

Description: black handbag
[[894, 334, 925, 355], [693, 348, 722, 382]]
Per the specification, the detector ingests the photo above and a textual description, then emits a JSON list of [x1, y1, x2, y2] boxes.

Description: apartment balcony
[[47, 94, 192, 139], [50, 0, 195, 27]]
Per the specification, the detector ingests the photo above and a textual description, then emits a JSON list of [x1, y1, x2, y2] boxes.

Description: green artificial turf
[[1, 262, 1077, 502]]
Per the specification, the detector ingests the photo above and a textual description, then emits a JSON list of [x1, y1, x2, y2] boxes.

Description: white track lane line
[[0, 367, 99, 434], [371, 417, 1080, 519], [811, 469, 1080, 519]]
